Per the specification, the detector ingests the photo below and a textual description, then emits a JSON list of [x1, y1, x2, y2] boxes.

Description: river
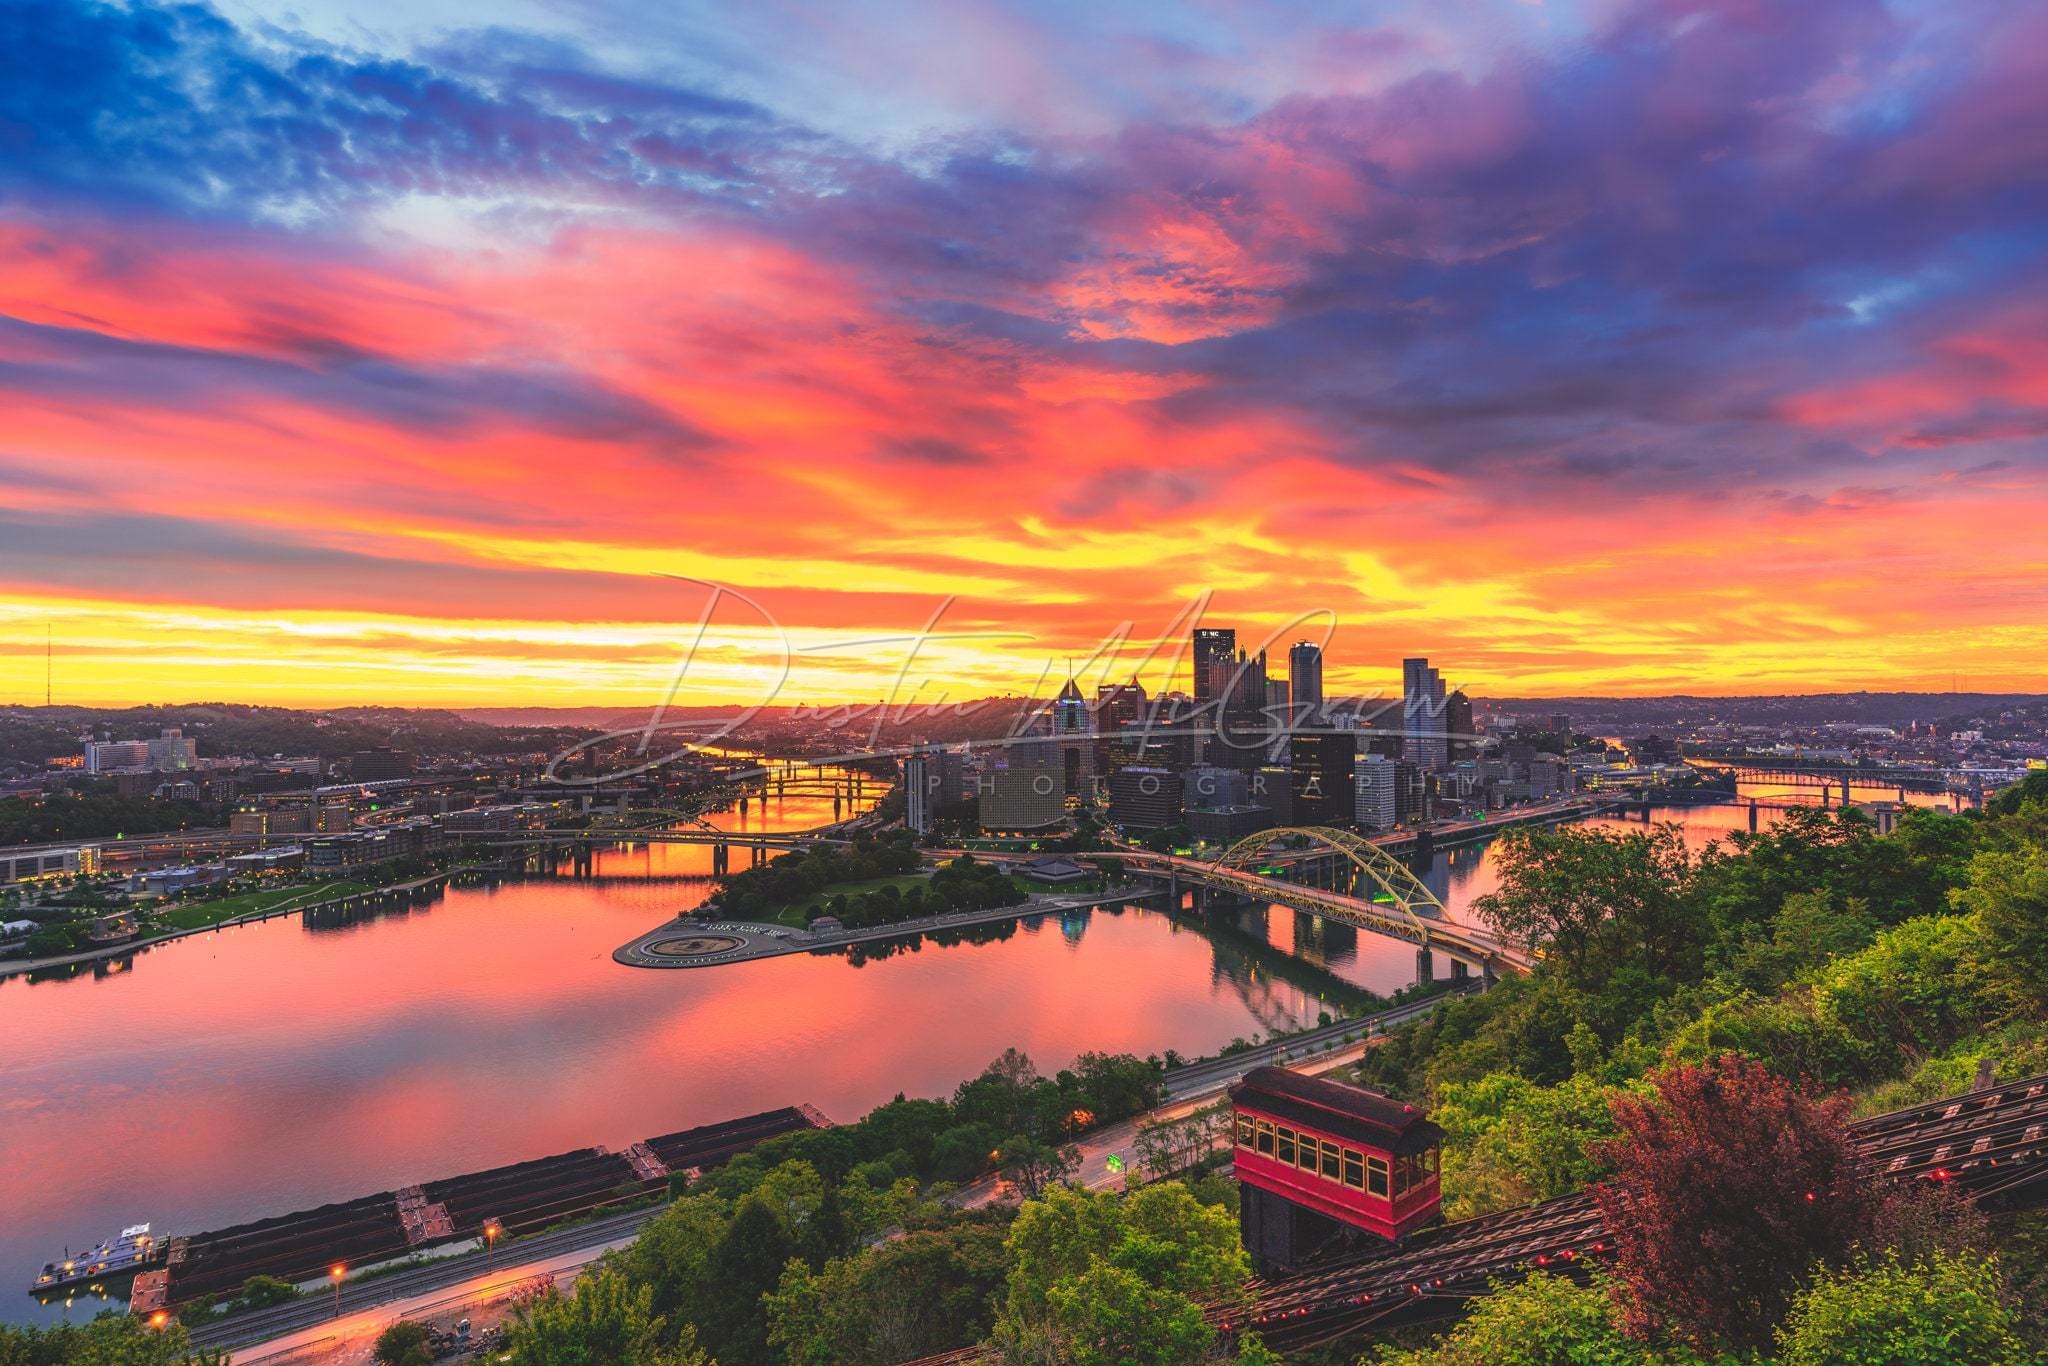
[[0, 773, 1930, 1323]]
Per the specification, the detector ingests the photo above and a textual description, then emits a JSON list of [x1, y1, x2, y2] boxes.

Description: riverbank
[[0, 865, 502, 982], [612, 885, 1165, 968]]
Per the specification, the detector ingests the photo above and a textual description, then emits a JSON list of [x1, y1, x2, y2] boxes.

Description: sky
[[1, 0, 2045, 710]]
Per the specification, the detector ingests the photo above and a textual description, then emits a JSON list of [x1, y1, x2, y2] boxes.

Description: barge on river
[[31, 1224, 160, 1297]]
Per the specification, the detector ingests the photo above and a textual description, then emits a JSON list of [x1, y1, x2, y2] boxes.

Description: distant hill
[[1477, 692, 2048, 728], [0, 703, 598, 770]]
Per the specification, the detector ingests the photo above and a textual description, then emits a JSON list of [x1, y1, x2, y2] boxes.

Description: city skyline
[[5, 0, 2048, 708]]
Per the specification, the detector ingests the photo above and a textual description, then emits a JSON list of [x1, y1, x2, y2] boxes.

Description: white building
[[1355, 754, 1399, 831]]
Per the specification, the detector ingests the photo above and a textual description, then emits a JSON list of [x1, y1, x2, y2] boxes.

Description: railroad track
[[1231, 1071, 2048, 1350], [905, 1071, 2048, 1362]]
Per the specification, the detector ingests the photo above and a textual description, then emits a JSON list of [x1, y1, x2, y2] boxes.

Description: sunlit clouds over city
[[3, 0, 2046, 706]]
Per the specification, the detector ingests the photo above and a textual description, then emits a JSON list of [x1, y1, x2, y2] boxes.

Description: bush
[[374, 1318, 434, 1366], [1777, 1251, 2030, 1365], [1363, 1271, 1685, 1365], [1594, 1055, 1873, 1350]]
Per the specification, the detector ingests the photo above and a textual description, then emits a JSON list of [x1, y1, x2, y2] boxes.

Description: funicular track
[[1226, 1071, 2048, 1350]]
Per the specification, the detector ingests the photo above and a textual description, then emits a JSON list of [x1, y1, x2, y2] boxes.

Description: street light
[[329, 1263, 345, 1317], [483, 1219, 502, 1272]]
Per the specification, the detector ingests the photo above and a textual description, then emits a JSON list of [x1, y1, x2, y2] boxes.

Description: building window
[[1276, 1127, 1296, 1165], [1342, 1149, 1365, 1189], [1320, 1140, 1341, 1180], [1256, 1121, 1274, 1156], [1367, 1156, 1390, 1197]]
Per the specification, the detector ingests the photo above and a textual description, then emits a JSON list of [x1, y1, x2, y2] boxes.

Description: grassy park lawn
[[770, 872, 934, 928], [153, 879, 373, 931]]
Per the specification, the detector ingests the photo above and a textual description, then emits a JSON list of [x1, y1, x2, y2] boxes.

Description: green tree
[[1777, 1251, 2029, 1366], [696, 1196, 797, 1365], [235, 1274, 299, 1310], [994, 1183, 1249, 1361], [0, 1313, 229, 1365], [1363, 1271, 1686, 1365], [1474, 824, 1702, 988], [503, 1265, 706, 1366], [997, 1134, 1080, 1198], [766, 1222, 1010, 1365], [1952, 844, 2048, 1012], [1430, 1071, 1629, 1219], [605, 1194, 728, 1343], [373, 1319, 434, 1366], [1041, 1262, 1213, 1366]]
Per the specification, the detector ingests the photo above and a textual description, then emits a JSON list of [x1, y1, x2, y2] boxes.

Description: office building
[[1186, 764, 1249, 809], [904, 747, 933, 834], [1290, 731, 1357, 826], [1251, 765, 1294, 826], [1395, 762, 1432, 825], [1193, 628, 1236, 706], [1402, 658, 1448, 772], [1289, 641, 1324, 715], [979, 739, 1065, 834], [1355, 754, 1399, 831], [83, 739, 150, 773], [1096, 678, 1149, 730], [1444, 691, 1476, 760], [1108, 766, 1183, 831], [1188, 803, 1274, 844], [1052, 677, 1095, 799], [348, 748, 416, 782], [146, 729, 197, 771], [1, 845, 96, 885]]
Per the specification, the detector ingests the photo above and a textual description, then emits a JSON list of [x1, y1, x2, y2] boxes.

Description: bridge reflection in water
[[1105, 827, 1536, 984]]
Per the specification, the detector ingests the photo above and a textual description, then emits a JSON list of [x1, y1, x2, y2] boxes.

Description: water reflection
[[0, 785, 1339, 1326]]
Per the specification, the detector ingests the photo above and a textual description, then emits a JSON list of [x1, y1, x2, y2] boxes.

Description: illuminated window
[[1276, 1127, 1296, 1165], [1256, 1121, 1274, 1156], [1320, 1140, 1341, 1180], [1367, 1156, 1390, 1197], [1342, 1149, 1365, 1188]]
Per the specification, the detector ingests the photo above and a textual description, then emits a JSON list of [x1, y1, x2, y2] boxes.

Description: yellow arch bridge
[[1106, 827, 1535, 980]]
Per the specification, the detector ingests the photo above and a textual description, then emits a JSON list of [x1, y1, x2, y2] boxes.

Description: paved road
[[203, 988, 1478, 1354], [189, 1204, 666, 1353], [950, 984, 1479, 1207]]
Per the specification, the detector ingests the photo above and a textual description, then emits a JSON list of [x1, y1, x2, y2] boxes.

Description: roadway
[[205, 989, 1482, 1359], [949, 985, 1479, 1208], [188, 1203, 667, 1356]]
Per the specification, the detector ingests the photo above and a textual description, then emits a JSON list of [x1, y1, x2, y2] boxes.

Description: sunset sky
[[3, 0, 2045, 709]]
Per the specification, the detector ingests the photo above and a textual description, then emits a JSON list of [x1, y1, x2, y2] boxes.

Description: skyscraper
[[1052, 677, 1094, 798], [1192, 628, 1235, 706], [1288, 641, 1324, 715], [1444, 689, 1476, 760], [1402, 657, 1448, 771], [904, 747, 934, 834]]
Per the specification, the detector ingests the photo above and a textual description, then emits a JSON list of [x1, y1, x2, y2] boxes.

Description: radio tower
[[45, 623, 52, 706]]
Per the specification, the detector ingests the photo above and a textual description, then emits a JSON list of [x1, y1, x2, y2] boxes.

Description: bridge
[[1687, 758, 2022, 801], [1099, 827, 1535, 980]]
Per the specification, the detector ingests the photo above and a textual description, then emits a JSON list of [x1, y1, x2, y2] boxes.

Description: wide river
[[0, 772, 1961, 1322]]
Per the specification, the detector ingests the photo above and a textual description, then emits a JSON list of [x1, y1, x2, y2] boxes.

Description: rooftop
[[1230, 1066, 1445, 1155]]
